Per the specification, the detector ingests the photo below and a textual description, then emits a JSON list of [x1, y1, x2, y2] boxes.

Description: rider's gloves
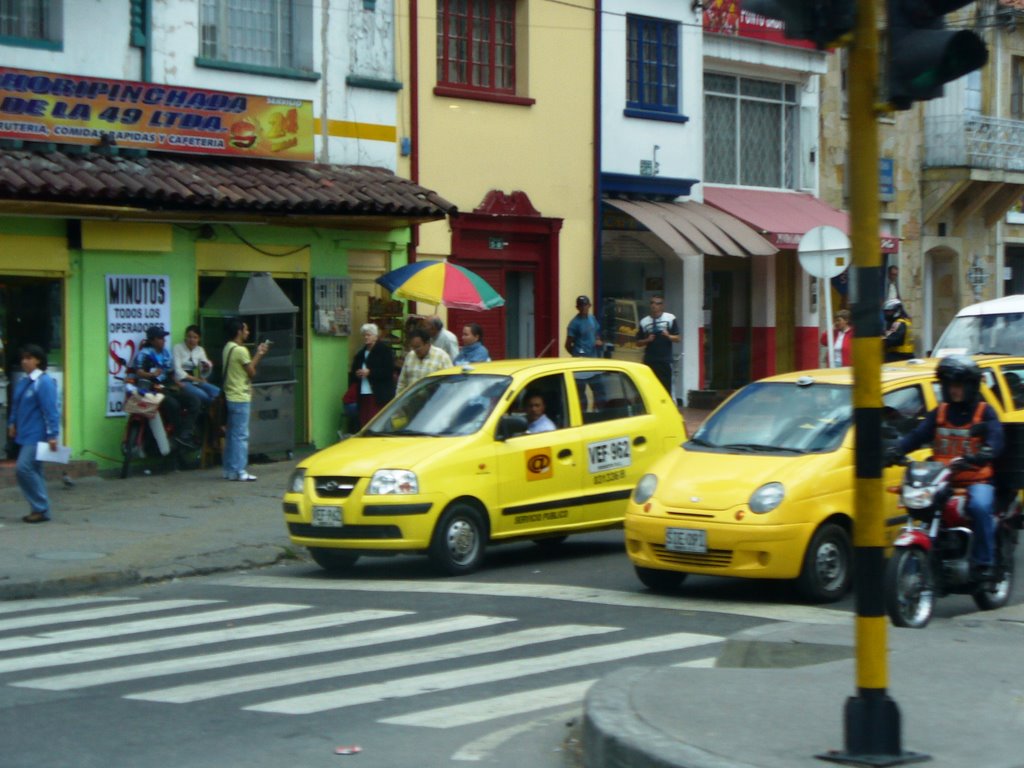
[[884, 446, 905, 466], [963, 445, 995, 466]]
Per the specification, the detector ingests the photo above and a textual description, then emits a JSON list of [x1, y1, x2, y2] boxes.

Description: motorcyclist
[[883, 298, 914, 361], [890, 355, 1004, 578]]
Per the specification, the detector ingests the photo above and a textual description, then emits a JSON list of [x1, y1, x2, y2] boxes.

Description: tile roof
[[0, 147, 455, 220]]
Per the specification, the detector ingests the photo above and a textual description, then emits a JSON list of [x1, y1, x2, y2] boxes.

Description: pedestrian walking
[[6, 344, 60, 523], [636, 295, 679, 395], [222, 318, 269, 482], [565, 295, 603, 357], [397, 327, 453, 393]]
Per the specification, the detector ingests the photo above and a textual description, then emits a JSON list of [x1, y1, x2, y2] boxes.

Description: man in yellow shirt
[[222, 318, 269, 481]]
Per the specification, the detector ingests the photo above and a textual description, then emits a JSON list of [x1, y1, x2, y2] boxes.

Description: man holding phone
[[636, 295, 679, 396], [222, 318, 269, 481]]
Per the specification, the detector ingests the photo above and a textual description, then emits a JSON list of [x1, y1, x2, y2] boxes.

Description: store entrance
[[0, 276, 64, 445]]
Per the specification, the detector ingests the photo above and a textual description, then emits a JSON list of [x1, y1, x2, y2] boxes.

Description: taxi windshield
[[934, 313, 1024, 356], [365, 374, 511, 437], [691, 381, 852, 454]]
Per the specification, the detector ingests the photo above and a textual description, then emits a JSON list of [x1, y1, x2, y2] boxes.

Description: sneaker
[[233, 472, 258, 482], [22, 512, 50, 524]]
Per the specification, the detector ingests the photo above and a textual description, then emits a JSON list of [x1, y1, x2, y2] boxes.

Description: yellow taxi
[[283, 358, 686, 575], [624, 356, 1024, 602]]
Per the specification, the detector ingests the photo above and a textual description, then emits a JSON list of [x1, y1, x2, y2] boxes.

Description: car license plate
[[312, 506, 343, 527], [665, 527, 706, 553]]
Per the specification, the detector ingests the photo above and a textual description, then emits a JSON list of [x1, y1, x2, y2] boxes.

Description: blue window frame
[[626, 15, 678, 114]]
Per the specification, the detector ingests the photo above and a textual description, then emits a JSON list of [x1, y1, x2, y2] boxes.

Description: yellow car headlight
[[287, 468, 306, 494], [749, 482, 784, 514], [368, 469, 419, 495], [633, 474, 658, 505]]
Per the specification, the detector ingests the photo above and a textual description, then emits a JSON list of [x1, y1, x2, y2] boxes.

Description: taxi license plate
[[665, 527, 706, 554], [312, 506, 343, 527]]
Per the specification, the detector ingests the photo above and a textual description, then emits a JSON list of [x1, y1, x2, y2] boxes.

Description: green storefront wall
[[1, 216, 411, 470]]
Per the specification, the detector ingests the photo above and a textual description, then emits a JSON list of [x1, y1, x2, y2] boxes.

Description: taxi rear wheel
[[429, 503, 486, 576], [308, 547, 359, 572], [796, 523, 852, 603], [635, 566, 687, 592]]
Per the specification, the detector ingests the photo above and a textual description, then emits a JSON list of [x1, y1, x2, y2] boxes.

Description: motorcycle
[[885, 457, 1021, 628]]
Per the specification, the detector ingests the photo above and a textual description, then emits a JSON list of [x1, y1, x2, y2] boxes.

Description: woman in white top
[[173, 325, 221, 407]]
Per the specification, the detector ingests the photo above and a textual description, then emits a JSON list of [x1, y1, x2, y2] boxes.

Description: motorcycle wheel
[[120, 421, 142, 479], [884, 547, 935, 628], [972, 542, 1014, 611]]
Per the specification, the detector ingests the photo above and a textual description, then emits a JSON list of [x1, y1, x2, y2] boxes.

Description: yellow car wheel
[[308, 547, 359, 573], [635, 566, 687, 593], [795, 523, 852, 603], [429, 503, 487, 576]]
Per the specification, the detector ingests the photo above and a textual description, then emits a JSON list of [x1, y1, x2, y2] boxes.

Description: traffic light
[[886, 0, 988, 110], [743, 0, 855, 49]]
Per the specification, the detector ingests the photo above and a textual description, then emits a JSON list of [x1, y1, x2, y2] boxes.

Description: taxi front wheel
[[635, 566, 687, 592], [795, 523, 852, 603], [430, 503, 486, 576], [308, 547, 360, 573]]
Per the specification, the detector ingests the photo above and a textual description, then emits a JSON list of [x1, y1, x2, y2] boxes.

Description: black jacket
[[349, 342, 396, 404]]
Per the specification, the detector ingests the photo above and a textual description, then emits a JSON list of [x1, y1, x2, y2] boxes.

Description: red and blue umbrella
[[376, 261, 505, 311]]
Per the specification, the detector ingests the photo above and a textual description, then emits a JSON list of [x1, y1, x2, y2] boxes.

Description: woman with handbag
[[349, 323, 396, 429]]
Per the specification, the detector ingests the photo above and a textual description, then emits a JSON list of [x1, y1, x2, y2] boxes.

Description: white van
[[933, 295, 1024, 357]]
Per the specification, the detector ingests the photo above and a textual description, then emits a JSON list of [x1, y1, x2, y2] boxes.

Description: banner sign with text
[[703, 0, 817, 50], [106, 274, 171, 417], [0, 67, 314, 162]]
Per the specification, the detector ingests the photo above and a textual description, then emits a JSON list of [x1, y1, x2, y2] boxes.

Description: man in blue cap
[[132, 325, 202, 450]]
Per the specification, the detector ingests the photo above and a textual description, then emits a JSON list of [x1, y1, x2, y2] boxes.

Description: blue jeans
[[224, 400, 251, 479], [16, 444, 50, 516], [967, 482, 996, 566], [180, 380, 220, 407]]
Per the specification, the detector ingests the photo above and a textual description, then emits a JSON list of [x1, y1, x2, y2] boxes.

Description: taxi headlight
[[749, 482, 785, 514], [901, 486, 934, 510], [287, 468, 306, 494], [368, 469, 419, 495], [633, 474, 658, 504]]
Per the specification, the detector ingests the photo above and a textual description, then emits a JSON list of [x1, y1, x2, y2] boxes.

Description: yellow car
[[624, 357, 1024, 602], [283, 358, 686, 575]]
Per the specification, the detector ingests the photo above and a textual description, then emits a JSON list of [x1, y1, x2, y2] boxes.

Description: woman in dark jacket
[[349, 323, 396, 427]]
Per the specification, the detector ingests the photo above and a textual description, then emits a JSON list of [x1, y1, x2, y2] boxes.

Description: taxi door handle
[[557, 448, 573, 459], [633, 436, 647, 446]]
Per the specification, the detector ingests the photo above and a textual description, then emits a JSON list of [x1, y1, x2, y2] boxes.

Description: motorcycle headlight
[[749, 482, 785, 514], [901, 486, 934, 510], [368, 469, 419, 495], [633, 474, 658, 505], [287, 468, 306, 494]]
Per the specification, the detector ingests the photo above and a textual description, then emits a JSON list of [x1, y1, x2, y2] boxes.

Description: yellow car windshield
[[366, 374, 511, 437], [692, 382, 852, 454]]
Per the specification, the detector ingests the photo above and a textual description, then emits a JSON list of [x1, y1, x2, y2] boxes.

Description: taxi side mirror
[[497, 414, 528, 441]]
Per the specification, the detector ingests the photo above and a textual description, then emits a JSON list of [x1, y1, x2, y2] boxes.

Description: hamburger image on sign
[[229, 119, 258, 149]]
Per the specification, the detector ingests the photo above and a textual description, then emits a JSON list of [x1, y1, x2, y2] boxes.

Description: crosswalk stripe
[[0, 597, 134, 615], [128, 623, 615, 704], [246, 631, 718, 714], [380, 680, 595, 728], [0, 609, 407, 675], [0, 604, 309, 655], [674, 657, 716, 668], [0, 599, 221, 632], [214, 575, 850, 625], [15, 614, 510, 692]]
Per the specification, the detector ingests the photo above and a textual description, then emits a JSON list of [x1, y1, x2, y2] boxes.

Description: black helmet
[[936, 354, 982, 404]]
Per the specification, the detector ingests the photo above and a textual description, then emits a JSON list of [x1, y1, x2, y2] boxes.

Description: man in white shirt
[[525, 393, 556, 434], [429, 317, 460, 363]]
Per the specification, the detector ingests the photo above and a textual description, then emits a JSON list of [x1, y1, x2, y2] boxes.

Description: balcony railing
[[925, 114, 1024, 171]]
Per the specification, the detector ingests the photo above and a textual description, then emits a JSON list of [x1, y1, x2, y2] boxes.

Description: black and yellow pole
[[817, 0, 925, 764]]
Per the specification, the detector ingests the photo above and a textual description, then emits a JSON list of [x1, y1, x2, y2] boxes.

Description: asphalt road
[[1, 531, 1017, 768]]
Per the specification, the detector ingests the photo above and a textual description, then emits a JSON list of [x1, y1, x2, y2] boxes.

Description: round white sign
[[797, 225, 852, 279]]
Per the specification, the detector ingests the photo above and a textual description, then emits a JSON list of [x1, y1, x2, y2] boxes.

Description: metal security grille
[[626, 15, 679, 113], [437, 0, 515, 93], [704, 73, 798, 189], [0, 0, 54, 39], [200, 0, 293, 69]]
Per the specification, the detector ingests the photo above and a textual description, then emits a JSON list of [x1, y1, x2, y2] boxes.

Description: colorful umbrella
[[376, 261, 505, 311]]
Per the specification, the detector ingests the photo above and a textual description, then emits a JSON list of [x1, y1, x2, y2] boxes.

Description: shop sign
[[0, 67, 314, 162], [703, 0, 817, 51], [106, 274, 171, 417]]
